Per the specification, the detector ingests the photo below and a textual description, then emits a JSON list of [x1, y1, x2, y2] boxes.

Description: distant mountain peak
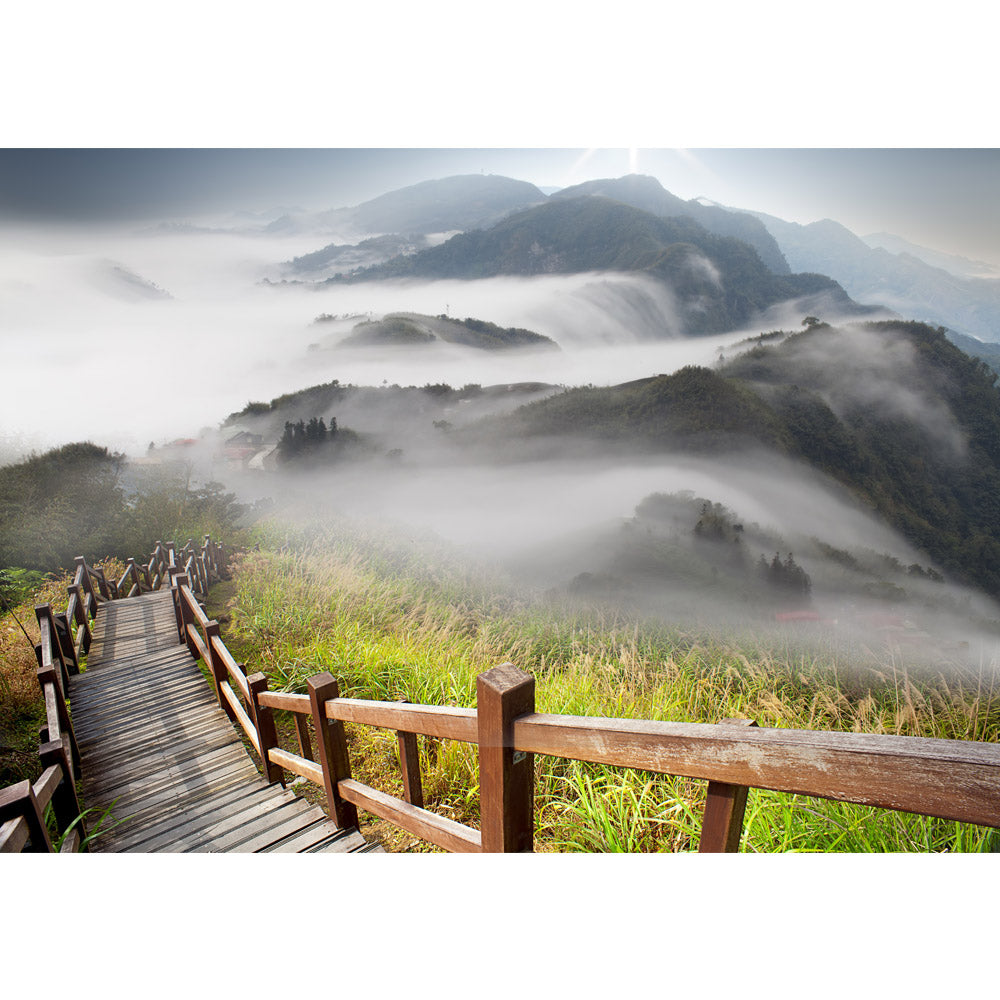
[[550, 175, 789, 275]]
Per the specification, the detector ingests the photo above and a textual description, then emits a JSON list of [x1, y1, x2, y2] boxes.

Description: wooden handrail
[[268, 747, 323, 785], [211, 635, 249, 702], [257, 668, 1000, 852], [337, 778, 482, 853], [1, 538, 231, 853], [15, 533, 1000, 854]]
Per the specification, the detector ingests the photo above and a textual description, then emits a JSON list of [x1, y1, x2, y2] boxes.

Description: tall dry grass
[[217, 518, 1000, 853], [0, 558, 126, 786]]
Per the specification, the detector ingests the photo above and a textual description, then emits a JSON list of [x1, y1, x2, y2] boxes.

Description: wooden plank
[[305, 828, 376, 853], [339, 778, 481, 853], [262, 819, 356, 854], [0, 780, 51, 852], [59, 828, 81, 853], [477, 664, 535, 853], [146, 791, 312, 853], [0, 817, 30, 854], [84, 742, 256, 808], [325, 697, 478, 743], [79, 718, 240, 774], [74, 684, 221, 737], [186, 623, 210, 662], [89, 763, 265, 848], [220, 680, 261, 754], [40, 738, 84, 840], [213, 636, 249, 701], [72, 663, 212, 711], [229, 806, 337, 854], [97, 766, 273, 850], [42, 679, 62, 742], [116, 785, 293, 852], [75, 703, 223, 754], [511, 714, 1000, 828], [182, 799, 325, 853], [70, 589, 376, 854], [269, 747, 323, 786], [258, 690, 309, 714], [180, 584, 211, 629], [258, 691, 480, 745], [31, 763, 63, 811]]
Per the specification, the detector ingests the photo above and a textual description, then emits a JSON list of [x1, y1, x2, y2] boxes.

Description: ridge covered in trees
[[326, 197, 871, 335]]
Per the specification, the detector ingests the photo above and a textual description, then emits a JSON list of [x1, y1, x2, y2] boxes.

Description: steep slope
[[551, 174, 790, 275], [864, 232, 1000, 281], [476, 321, 1000, 597], [331, 197, 864, 336], [750, 211, 1000, 341], [268, 174, 547, 238]]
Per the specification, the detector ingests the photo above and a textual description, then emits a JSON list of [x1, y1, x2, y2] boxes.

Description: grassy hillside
[[339, 312, 558, 351], [468, 320, 1000, 599], [213, 517, 1000, 852]]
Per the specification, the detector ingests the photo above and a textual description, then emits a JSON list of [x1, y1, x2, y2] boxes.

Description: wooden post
[[37, 665, 81, 773], [307, 673, 358, 830], [294, 714, 314, 762], [173, 574, 197, 653], [168, 569, 185, 642], [698, 718, 758, 853], [203, 535, 215, 579], [39, 739, 87, 850], [248, 672, 285, 786], [75, 555, 102, 608], [205, 621, 237, 723], [68, 583, 92, 653], [477, 664, 535, 853], [54, 611, 80, 675], [35, 605, 70, 694], [395, 699, 424, 808]]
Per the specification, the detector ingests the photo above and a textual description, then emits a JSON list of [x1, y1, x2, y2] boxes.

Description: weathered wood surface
[[511, 712, 1000, 828], [72, 591, 379, 853]]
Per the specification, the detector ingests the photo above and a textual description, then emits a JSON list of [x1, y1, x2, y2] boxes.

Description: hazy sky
[[2, 147, 999, 265]]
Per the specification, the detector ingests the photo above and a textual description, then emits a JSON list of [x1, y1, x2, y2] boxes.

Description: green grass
[[215, 515, 1000, 853]]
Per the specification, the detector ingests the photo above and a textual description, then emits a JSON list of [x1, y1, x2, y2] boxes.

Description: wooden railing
[[0, 536, 229, 852], [170, 565, 1000, 851], [239, 664, 1000, 853], [8, 532, 1000, 852], [0, 607, 86, 853]]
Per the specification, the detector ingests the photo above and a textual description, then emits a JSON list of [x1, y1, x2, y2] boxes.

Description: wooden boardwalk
[[71, 590, 378, 853]]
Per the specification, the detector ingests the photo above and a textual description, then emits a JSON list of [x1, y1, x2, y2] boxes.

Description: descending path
[[70, 590, 378, 853]]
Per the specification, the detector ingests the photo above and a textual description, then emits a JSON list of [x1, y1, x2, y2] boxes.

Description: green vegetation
[[341, 315, 436, 347], [338, 312, 557, 351], [276, 417, 366, 466], [465, 321, 1000, 601], [218, 517, 1000, 852], [0, 442, 247, 573], [0, 563, 127, 787], [0, 444, 250, 792]]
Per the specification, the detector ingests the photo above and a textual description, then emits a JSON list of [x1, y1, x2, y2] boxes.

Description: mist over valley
[[4, 159, 1000, 679]]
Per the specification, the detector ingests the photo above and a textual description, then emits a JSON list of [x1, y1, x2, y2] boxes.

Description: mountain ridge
[[324, 196, 869, 336]]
